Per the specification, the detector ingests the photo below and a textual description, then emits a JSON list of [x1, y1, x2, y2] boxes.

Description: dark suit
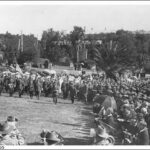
[[136, 128, 149, 145]]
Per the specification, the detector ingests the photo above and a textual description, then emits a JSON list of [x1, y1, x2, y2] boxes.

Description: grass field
[[0, 93, 95, 145]]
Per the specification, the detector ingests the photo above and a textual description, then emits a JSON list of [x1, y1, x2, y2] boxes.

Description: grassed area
[[0, 93, 94, 145]]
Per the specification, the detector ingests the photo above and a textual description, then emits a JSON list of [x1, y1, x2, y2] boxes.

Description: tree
[[41, 28, 62, 63], [91, 30, 138, 80], [17, 48, 36, 64], [70, 26, 85, 62]]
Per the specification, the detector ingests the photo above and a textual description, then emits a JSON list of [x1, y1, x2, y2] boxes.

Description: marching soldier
[[61, 80, 69, 100], [52, 82, 58, 104], [8, 75, 16, 97], [28, 75, 34, 99], [34, 74, 42, 100], [69, 82, 76, 104]]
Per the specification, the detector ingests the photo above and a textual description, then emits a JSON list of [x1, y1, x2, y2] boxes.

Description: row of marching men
[[0, 72, 92, 104]]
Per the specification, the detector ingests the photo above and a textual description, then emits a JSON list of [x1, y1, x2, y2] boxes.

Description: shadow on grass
[[53, 104, 95, 145]]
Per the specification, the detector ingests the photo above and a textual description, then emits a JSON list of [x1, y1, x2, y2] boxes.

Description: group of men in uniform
[[1, 69, 150, 145], [92, 75, 150, 145]]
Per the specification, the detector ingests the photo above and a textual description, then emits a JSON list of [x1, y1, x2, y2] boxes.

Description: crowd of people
[[92, 74, 150, 145], [0, 70, 93, 104], [0, 67, 150, 145]]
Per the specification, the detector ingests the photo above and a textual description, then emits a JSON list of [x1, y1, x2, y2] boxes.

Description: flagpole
[[21, 31, 23, 52]]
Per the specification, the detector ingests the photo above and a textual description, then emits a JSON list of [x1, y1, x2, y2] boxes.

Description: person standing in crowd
[[136, 121, 149, 145], [61, 79, 69, 100], [8, 75, 16, 97], [52, 82, 58, 104], [28, 75, 34, 99], [81, 80, 88, 104], [34, 74, 42, 100], [69, 82, 76, 104]]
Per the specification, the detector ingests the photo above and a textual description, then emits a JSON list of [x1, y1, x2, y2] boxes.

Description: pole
[[21, 31, 23, 52]]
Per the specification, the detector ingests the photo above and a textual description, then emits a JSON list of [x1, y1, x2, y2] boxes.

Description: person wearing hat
[[28, 76, 35, 99], [0, 116, 24, 145], [135, 121, 149, 145], [52, 83, 58, 104], [40, 130, 63, 145], [81, 80, 88, 103], [90, 125, 115, 145], [61, 80, 69, 100], [69, 82, 76, 104], [104, 107, 117, 130], [8, 75, 16, 97]]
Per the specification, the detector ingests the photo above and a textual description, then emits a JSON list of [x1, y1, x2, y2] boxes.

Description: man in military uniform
[[61, 80, 69, 100], [34, 74, 42, 100], [0, 116, 25, 145], [8, 75, 16, 97], [17, 77, 25, 98], [52, 82, 58, 104], [69, 82, 76, 104], [81, 81, 88, 103], [28, 75, 35, 99]]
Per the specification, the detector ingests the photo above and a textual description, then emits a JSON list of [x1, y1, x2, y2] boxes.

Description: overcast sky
[[0, 2, 150, 39]]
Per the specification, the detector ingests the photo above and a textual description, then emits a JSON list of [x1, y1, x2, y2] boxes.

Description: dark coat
[[69, 85, 76, 98], [61, 82, 69, 93], [136, 128, 149, 145], [105, 114, 116, 129]]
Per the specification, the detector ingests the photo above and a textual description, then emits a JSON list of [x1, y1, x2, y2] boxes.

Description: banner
[[16, 64, 23, 74]]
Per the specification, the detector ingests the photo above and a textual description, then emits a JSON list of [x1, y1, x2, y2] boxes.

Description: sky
[[0, 2, 150, 39]]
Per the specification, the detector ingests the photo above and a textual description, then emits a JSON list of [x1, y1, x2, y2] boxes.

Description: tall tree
[[70, 26, 85, 62]]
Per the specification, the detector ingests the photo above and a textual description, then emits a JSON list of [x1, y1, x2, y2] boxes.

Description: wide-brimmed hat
[[96, 126, 109, 138], [7, 116, 18, 122], [45, 131, 61, 142], [0, 122, 14, 135]]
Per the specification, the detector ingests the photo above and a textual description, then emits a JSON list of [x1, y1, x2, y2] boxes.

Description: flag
[[16, 64, 23, 74]]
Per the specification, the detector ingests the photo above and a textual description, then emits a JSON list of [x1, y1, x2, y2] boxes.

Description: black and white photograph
[[0, 1, 150, 147]]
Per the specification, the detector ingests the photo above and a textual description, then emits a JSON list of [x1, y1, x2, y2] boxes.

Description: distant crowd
[[0, 68, 150, 145]]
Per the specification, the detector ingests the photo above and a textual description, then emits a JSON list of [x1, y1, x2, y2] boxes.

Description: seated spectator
[[0, 116, 25, 145]]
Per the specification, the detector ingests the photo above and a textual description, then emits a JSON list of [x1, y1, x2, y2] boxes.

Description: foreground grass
[[0, 94, 93, 145]]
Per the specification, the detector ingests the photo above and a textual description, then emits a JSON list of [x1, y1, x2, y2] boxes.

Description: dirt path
[[0, 93, 95, 145]]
